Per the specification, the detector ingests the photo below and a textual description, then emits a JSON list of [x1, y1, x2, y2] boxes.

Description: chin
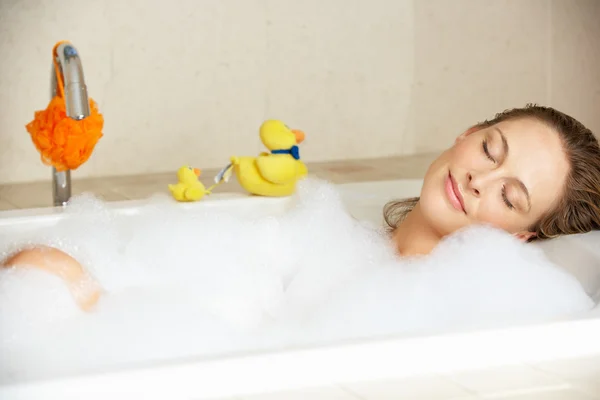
[[420, 200, 452, 237], [419, 183, 467, 238]]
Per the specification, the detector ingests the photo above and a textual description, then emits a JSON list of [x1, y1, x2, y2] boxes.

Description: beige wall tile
[[1, 1, 598, 185], [0, 180, 128, 208], [0, 0, 414, 184], [549, 0, 600, 137], [0, 0, 268, 184], [0, 0, 113, 185], [263, 0, 415, 162], [412, 0, 550, 153], [0, 181, 53, 209], [0, 199, 16, 211]]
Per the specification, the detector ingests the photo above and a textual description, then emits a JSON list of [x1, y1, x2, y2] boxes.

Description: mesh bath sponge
[[25, 41, 104, 172]]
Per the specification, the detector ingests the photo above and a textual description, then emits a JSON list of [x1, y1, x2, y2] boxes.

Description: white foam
[[0, 178, 594, 383]]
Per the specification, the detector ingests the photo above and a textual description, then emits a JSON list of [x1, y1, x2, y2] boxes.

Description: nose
[[467, 172, 481, 197]]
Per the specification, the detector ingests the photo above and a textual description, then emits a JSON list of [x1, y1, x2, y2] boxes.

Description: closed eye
[[502, 185, 514, 210], [482, 139, 496, 163]]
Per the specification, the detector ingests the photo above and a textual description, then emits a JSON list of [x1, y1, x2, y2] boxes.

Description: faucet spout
[[51, 42, 90, 207]]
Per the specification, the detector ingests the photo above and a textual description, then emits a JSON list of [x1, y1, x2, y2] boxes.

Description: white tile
[[446, 364, 563, 395], [342, 375, 473, 399], [484, 387, 596, 399], [532, 356, 600, 381], [241, 385, 359, 400]]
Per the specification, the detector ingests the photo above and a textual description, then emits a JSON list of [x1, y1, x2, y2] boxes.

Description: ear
[[513, 231, 536, 242], [455, 125, 481, 144]]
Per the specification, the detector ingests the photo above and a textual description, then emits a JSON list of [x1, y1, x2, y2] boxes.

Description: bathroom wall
[[0, 0, 598, 184], [411, 0, 600, 153]]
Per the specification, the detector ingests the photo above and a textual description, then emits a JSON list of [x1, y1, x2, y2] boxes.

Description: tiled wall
[[0, 0, 598, 184], [412, 0, 600, 153]]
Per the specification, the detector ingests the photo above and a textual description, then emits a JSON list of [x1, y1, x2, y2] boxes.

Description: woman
[[3, 104, 600, 310], [386, 104, 600, 256]]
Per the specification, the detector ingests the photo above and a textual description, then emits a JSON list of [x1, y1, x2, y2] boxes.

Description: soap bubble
[[0, 178, 593, 383]]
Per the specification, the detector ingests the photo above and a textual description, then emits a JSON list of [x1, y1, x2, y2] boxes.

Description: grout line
[[437, 373, 479, 397], [441, 364, 559, 398], [525, 360, 598, 394], [525, 359, 572, 379], [479, 383, 571, 399], [336, 384, 367, 400]]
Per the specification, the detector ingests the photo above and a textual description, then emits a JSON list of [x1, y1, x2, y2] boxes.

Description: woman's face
[[419, 117, 570, 240]]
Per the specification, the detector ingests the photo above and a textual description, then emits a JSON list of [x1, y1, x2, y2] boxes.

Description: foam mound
[[0, 178, 593, 382]]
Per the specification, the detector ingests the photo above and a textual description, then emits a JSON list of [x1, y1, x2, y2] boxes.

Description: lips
[[445, 171, 466, 213]]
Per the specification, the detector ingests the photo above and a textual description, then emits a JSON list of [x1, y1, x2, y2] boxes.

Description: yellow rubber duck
[[229, 120, 308, 197], [168, 166, 211, 202]]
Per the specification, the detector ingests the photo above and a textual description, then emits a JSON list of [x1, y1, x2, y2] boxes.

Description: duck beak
[[193, 168, 201, 177], [292, 129, 305, 144]]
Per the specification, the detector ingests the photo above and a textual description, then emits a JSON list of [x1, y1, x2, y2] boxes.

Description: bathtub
[[1, 179, 599, 400]]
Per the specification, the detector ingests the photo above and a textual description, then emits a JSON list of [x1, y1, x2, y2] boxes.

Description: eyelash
[[482, 139, 496, 163], [481, 139, 517, 211], [502, 185, 514, 210]]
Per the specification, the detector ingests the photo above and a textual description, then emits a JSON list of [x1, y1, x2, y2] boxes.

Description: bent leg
[[1, 246, 102, 311]]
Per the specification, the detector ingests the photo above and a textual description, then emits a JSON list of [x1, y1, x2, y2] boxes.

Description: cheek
[[450, 135, 496, 172], [476, 210, 511, 230], [450, 137, 478, 161], [473, 198, 526, 232]]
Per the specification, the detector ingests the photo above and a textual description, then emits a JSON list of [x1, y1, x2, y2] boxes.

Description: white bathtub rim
[[2, 315, 600, 399], [0, 192, 293, 227]]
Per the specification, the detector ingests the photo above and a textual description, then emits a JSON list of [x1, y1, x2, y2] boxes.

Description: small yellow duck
[[228, 120, 308, 197], [168, 166, 211, 202]]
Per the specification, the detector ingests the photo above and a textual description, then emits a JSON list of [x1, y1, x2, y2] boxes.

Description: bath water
[[0, 179, 593, 383]]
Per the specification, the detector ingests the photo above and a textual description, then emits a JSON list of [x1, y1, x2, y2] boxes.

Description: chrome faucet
[[50, 42, 90, 207]]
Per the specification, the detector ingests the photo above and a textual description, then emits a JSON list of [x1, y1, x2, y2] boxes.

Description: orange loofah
[[25, 41, 104, 172]]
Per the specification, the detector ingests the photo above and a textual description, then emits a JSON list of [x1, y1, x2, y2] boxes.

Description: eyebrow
[[494, 127, 509, 157], [495, 127, 532, 212]]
